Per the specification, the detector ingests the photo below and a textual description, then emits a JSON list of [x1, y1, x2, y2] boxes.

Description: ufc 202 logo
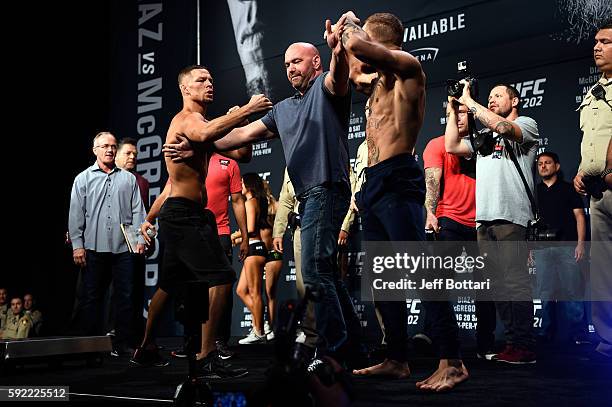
[[510, 78, 546, 109]]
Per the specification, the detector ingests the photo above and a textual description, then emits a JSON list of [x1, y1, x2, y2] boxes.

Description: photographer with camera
[[534, 151, 589, 345], [573, 22, 612, 360], [445, 81, 539, 364], [423, 103, 497, 361]]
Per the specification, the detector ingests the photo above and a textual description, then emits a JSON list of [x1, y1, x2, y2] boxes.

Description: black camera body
[[469, 128, 498, 156], [447, 61, 478, 99], [526, 218, 559, 242], [582, 175, 606, 199], [287, 211, 301, 230]]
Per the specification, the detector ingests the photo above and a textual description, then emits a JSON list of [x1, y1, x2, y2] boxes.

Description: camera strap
[[504, 141, 539, 221]]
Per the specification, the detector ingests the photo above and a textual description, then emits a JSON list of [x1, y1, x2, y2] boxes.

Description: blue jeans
[[298, 182, 351, 352], [535, 246, 586, 339], [82, 251, 134, 346]]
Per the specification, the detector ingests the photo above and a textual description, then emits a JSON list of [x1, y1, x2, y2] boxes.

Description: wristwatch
[[601, 168, 612, 179]]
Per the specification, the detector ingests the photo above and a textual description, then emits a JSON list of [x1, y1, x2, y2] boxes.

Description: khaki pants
[[591, 190, 612, 356], [293, 227, 317, 346]]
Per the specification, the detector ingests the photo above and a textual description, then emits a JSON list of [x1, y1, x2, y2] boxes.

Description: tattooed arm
[[424, 167, 442, 232], [457, 80, 524, 143], [340, 21, 422, 78]]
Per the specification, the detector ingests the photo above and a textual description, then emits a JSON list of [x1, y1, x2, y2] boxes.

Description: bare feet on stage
[[415, 359, 469, 392], [352, 359, 411, 379]]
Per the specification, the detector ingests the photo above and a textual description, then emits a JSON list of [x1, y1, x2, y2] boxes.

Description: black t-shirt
[[536, 179, 584, 241]]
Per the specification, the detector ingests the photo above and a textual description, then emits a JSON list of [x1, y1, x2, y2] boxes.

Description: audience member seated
[[0, 287, 8, 330], [0, 297, 32, 339], [23, 293, 43, 337]]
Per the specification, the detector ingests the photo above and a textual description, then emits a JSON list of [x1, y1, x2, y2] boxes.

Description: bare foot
[[353, 359, 410, 378], [416, 359, 469, 392]]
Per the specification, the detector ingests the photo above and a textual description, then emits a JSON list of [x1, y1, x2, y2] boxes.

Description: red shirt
[[205, 153, 242, 235], [422, 136, 476, 227], [133, 171, 150, 212]]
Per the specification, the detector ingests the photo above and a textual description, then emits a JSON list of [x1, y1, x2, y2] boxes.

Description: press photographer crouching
[[534, 152, 590, 345], [445, 81, 540, 364]]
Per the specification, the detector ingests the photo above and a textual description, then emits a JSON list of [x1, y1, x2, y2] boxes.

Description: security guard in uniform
[[23, 293, 43, 336], [573, 21, 612, 359], [0, 297, 32, 340], [0, 287, 8, 330]]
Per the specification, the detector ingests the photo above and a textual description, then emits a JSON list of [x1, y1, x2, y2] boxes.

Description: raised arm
[[456, 81, 524, 143], [323, 14, 352, 96], [340, 20, 421, 78], [444, 98, 471, 156]]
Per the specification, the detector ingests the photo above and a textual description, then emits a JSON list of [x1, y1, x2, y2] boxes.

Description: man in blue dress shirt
[[68, 131, 146, 355]]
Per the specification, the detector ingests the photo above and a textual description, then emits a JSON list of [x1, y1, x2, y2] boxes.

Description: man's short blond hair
[[93, 131, 115, 147]]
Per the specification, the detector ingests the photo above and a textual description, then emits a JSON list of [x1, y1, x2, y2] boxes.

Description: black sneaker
[[216, 341, 234, 360], [130, 345, 169, 367], [572, 334, 592, 346], [477, 348, 497, 360], [196, 351, 248, 379], [111, 346, 134, 357]]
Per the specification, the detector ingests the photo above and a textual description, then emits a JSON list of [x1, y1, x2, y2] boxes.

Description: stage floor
[[1, 337, 610, 406]]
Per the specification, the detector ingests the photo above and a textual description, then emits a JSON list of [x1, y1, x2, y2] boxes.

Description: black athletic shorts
[[219, 234, 233, 263], [158, 197, 235, 293], [266, 250, 283, 263], [247, 241, 267, 258]]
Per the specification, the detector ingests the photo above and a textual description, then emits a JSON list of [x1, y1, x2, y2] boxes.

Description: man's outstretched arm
[[213, 119, 276, 151], [184, 94, 272, 143]]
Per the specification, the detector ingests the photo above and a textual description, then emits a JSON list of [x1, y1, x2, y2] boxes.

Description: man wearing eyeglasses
[[68, 131, 146, 356]]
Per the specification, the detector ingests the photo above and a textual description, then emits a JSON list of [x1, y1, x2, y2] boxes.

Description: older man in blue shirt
[[69, 131, 146, 355]]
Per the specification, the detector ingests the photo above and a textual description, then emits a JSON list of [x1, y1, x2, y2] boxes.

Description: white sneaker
[[295, 331, 307, 344], [264, 321, 275, 340], [238, 329, 266, 345]]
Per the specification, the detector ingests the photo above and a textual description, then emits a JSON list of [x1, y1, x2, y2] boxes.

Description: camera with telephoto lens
[[526, 218, 559, 242], [447, 61, 478, 99]]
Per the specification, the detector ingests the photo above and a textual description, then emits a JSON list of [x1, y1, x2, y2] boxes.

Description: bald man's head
[[284, 42, 322, 93]]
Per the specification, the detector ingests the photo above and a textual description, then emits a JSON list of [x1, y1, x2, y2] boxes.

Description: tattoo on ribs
[[367, 136, 379, 165]]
